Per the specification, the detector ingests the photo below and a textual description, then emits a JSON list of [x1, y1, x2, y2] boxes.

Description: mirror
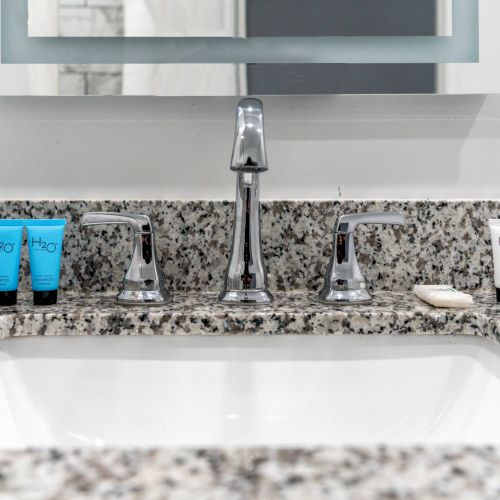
[[1, 0, 494, 96], [30, 1, 451, 38]]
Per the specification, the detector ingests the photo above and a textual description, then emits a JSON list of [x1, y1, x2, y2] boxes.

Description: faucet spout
[[231, 98, 268, 174], [219, 99, 273, 305]]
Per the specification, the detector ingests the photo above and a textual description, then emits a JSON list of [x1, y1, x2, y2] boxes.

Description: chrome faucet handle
[[81, 212, 170, 305], [318, 212, 406, 305]]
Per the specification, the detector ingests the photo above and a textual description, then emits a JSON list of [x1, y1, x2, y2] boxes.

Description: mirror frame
[[2, 0, 478, 64]]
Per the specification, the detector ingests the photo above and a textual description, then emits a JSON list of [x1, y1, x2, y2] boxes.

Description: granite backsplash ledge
[[1, 200, 498, 294]]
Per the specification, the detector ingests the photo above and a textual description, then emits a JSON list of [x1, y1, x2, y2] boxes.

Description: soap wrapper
[[413, 285, 473, 309]]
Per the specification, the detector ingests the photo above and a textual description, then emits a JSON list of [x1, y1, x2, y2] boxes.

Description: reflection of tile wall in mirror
[[58, 0, 123, 95], [59, 0, 123, 37], [56, 0, 243, 94], [36, 0, 244, 37]]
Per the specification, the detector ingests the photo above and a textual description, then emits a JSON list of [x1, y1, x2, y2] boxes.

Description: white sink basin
[[1, 334, 500, 449]]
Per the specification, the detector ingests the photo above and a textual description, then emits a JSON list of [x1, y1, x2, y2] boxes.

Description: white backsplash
[[0, 94, 499, 200]]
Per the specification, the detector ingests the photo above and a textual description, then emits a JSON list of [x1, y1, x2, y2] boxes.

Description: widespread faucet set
[[82, 98, 406, 307]]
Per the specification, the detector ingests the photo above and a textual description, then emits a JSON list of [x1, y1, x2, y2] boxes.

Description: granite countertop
[[0, 288, 499, 341], [1, 289, 500, 500], [2, 447, 500, 500]]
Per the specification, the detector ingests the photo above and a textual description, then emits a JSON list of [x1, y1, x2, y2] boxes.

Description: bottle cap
[[33, 290, 58, 306], [0, 290, 17, 306]]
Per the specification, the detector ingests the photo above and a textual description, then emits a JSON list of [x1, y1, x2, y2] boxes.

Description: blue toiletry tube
[[0, 220, 25, 306], [25, 219, 66, 306]]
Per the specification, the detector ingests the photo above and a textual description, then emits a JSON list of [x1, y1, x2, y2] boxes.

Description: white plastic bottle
[[489, 219, 500, 302]]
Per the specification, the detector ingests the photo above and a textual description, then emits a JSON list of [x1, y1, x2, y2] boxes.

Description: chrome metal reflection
[[219, 98, 273, 305], [81, 212, 170, 305], [318, 212, 406, 305]]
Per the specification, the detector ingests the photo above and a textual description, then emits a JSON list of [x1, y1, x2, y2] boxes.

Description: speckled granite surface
[[1, 200, 499, 294], [1, 291, 500, 499], [0, 289, 498, 341], [1, 447, 500, 500]]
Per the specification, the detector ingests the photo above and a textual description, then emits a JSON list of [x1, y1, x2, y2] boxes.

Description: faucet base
[[117, 289, 171, 306], [317, 289, 372, 305], [219, 290, 273, 306]]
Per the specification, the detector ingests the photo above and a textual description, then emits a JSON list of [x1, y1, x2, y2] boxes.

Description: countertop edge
[[0, 289, 498, 343]]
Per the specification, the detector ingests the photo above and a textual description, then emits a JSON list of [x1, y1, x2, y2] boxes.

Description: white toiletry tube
[[489, 219, 500, 302]]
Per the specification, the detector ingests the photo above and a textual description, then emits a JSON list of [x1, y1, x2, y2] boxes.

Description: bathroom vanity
[[1, 199, 500, 498], [1, 290, 500, 448], [1, 290, 500, 498]]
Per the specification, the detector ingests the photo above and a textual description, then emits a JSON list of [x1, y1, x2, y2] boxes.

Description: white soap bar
[[413, 285, 473, 309]]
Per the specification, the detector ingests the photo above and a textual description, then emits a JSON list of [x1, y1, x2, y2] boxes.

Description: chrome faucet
[[219, 98, 273, 305], [81, 212, 170, 305], [318, 212, 406, 305]]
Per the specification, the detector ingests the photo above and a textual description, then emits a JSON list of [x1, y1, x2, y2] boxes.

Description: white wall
[[0, 94, 499, 201]]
